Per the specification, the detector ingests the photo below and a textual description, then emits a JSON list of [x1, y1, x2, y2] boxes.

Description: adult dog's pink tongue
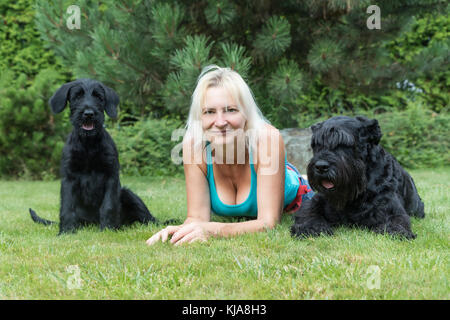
[[82, 123, 94, 130], [322, 180, 334, 189]]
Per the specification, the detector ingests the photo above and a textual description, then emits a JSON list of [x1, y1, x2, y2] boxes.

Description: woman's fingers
[[146, 226, 180, 245], [173, 231, 197, 246], [161, 227, 172, 242], [170, 223, 196, 244], [147, 234, 163, 245], [174, 230, 206, 246], [145, 232, 160, 245], [146, 223, 209, 246]]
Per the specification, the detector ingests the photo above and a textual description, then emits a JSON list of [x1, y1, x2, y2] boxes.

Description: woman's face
[[202, 86, 246, 145]]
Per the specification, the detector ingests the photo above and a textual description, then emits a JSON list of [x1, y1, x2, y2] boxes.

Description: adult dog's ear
[[310, 121, 323, 133], [101, 84, 119, 118], [49, 80, 78, 114], [310, 121, 323, 149], [356, 116, 382, 145]]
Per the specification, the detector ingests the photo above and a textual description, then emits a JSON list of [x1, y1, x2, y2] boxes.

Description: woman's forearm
[[208, 219, 276, 238]]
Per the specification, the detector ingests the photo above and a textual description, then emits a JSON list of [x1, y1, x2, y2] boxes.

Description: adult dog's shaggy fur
[[29, 78, 158, 234], [290, 116, 425, 240]]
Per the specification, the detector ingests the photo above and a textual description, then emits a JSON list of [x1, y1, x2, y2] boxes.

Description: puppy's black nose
[[315, 160, 329, 173], [83, 109, 94, 118]]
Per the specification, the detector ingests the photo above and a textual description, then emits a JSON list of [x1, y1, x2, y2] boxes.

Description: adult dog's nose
[[315, 160, 329, 173]]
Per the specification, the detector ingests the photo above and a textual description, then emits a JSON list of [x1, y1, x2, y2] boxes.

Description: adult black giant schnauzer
[[29, 79, 158, 234], [291, 116, 425, 240]]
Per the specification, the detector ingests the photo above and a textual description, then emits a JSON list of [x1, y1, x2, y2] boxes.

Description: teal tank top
[[206, 143, 299, 217]]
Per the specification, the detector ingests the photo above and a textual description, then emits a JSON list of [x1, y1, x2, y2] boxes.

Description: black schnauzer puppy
[[29, 78, 158, 234], [291, 116, 425, 240]]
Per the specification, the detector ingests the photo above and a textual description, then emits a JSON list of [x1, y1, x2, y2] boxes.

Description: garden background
[[0, 0, 448, 300]]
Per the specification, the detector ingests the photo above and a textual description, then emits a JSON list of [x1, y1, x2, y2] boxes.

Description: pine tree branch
[[44, 31, 61, 45], [103, 42, 139, 73], [119, 0, 135, 13], [102, 39, 162, 86], [42, 10, 62, 28]]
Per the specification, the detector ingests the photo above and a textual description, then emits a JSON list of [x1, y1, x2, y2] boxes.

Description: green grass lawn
[[0, 168, 448, 300]]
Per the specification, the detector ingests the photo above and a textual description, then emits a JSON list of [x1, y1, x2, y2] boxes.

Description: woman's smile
[[209, 129, 234, 134]]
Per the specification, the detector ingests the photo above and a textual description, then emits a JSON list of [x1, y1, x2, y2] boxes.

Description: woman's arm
[[255, 126, 285, 227], [183, 138, 212, 223], [146, 139, 211, 245]]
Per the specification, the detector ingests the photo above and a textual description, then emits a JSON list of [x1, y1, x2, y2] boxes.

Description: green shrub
[[0, 0, 69, 81], [375, 102, 449, 169], [296, 101, 449, 169], [0, 69, 70, 179], [109, 117, 185, 177], [386, 12, 450, 112]]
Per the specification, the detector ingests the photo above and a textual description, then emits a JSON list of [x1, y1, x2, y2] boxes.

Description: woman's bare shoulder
[[183, 136, 207, 176], [256, 123, 284, 147], [253, 124, 284, 173]]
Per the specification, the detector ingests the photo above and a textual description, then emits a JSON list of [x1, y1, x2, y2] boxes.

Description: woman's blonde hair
[[184, 65, 269, 157]]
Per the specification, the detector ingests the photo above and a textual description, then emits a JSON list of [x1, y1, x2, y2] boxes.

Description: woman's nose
[[213, 112, 228, 127]]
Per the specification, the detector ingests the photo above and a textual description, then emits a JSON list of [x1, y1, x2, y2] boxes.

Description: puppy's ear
[[101, 84, 119, 118], [356, 116, 382, 145], [49, 81, 78, 114]]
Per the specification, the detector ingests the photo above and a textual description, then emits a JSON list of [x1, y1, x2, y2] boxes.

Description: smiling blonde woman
[[146, 65, 313, 246]]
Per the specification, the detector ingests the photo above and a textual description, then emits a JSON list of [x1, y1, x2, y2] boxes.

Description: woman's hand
[[146, 225, 182, 246], [170, 222, 213, 246], [146, 222, 214, 246]]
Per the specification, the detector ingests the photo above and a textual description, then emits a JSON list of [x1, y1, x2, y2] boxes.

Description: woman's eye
[[203, 110, 214, 114], [225, 107, 237, 112]]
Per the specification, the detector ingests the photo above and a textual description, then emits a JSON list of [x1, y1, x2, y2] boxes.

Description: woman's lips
[[209, 130, 232, 135]]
